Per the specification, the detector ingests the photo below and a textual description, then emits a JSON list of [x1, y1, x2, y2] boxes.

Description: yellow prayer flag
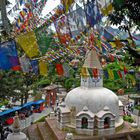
[[16, 31, 39, 58], [39, 60, 48, 76], [115, 39, 124, 49], [96, 39, 102, 51], [81, 67, 89, 78], [110, 42, 116, 48], [62, 0, 74, 12], [101, 3, 113, 16], [110, 39, 124, 49], [108, 69, 114, 80]]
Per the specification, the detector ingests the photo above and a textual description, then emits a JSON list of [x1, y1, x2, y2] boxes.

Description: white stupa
[[57, 49, 123, 136], [7, 112, 28, 140]]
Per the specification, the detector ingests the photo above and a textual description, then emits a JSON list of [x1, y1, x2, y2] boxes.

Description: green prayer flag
[[88, 68, 93, 77], [35, 25, 53, 55], [113, 70, 120, 80]]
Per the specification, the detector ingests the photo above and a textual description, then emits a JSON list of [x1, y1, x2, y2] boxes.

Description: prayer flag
[[63, 63, 70, 77], [93, 68, 99, 78], [108, 69, 114, 80], [19, 56, 31, 73], [103, 70, 109, 79], [56, 63, 64, 76], [118, 70, 123, 79], [54, 16, 71, 44], [113, 70, 119, 80], [30, 59, 39, 74], [98, 0, 113, 16], [85, 0, 102, 27], [35, 25, 54, 55], [0, 40, 19, 70], [16, 31, 39, 58], [39, 60, 48, 76], [67, 4, 87, 38], [88, 68, 93, 77], [124, 67, 128, 75], [81, 67, 89, 78], [61, 0, 74, 12]]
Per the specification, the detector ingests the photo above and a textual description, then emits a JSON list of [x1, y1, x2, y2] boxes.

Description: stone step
[[45, 118, 66, 140], [27, 124, 41, 140], [37, 122, 55, 140]]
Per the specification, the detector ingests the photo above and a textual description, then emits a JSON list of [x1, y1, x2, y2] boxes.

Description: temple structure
[[57, 49, 124, 136], [7, 112, 28, 140]]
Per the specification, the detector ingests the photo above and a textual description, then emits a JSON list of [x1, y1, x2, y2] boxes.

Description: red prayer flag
[[110, 54, 114, 62], [124, 67, 128, 75], [117, 70, 123, 79], [56, 64, 64, 76], [12, 66, 21, 71], [93, 68, 98, 78]]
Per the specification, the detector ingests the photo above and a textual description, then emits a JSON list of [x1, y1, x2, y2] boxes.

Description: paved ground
[[118, 95, 140, 129], [7, 107, 53, 130], [20, 107, 53, 130]]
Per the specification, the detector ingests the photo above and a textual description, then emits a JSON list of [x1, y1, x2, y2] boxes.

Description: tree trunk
[[0, 0, 9, 33], [21, 94, 24, 106], [24, 92, 28, 104]]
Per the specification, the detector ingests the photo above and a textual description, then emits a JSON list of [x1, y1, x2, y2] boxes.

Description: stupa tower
[[81, 50, 103, 88]]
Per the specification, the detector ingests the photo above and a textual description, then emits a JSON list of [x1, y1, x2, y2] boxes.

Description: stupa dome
[[65, 87, 120, 121]]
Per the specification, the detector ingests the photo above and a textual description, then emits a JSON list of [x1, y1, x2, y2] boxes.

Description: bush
[[123, 115, 134, 123], [134, 105, 140, 110], [0, 99, 9, 107]]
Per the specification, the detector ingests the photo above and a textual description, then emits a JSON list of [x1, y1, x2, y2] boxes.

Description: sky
[[7, 0, 60, 22], [6, 0, 140, 34]]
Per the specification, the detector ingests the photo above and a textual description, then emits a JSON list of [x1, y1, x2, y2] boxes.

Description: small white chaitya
[[7, 112, 28, 140], [57, 49, 123, 136]]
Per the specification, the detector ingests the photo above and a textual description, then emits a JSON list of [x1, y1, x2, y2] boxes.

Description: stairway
[[37, 122, 55, 140], [27, 120, 60, 140], [27, 124, 41, 140]]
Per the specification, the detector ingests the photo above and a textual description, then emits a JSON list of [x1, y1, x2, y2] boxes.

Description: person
[[4, 127, 12, 139], [0, 122, 4, 140]]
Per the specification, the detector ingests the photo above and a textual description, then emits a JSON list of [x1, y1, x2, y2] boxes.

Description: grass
[[34, 116, 47, 123], [33, 112, 51, 124]]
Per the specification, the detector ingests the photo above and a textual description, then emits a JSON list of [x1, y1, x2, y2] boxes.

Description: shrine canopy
[[0, 106, 22, 117]]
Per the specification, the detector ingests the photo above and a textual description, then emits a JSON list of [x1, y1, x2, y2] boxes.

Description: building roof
[[96, 106, 116, 118], [59, 102, 70, 113], [119, 100, 124, 107], [43, 84, 58, 90], [76, 106, 95, 118]]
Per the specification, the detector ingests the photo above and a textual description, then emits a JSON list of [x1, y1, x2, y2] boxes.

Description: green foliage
[[34, 77, 51, 88], [134, 105, 140, 110], [103, 79, 125, 92], [0, 70, 39, 105], [123, 115, 134, 123], [64, 78, 80, 91], [109, 0, 140, 31], [33, 92, 42, 102], [0, 99, 9, 107], [64, 78, 75, 90]]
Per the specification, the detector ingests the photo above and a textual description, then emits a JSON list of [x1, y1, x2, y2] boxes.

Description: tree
[[109, 0, 140, 31], [109, 0, 140, 65], [0, 0, 11, 34], [0, 70, 39, 105]]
